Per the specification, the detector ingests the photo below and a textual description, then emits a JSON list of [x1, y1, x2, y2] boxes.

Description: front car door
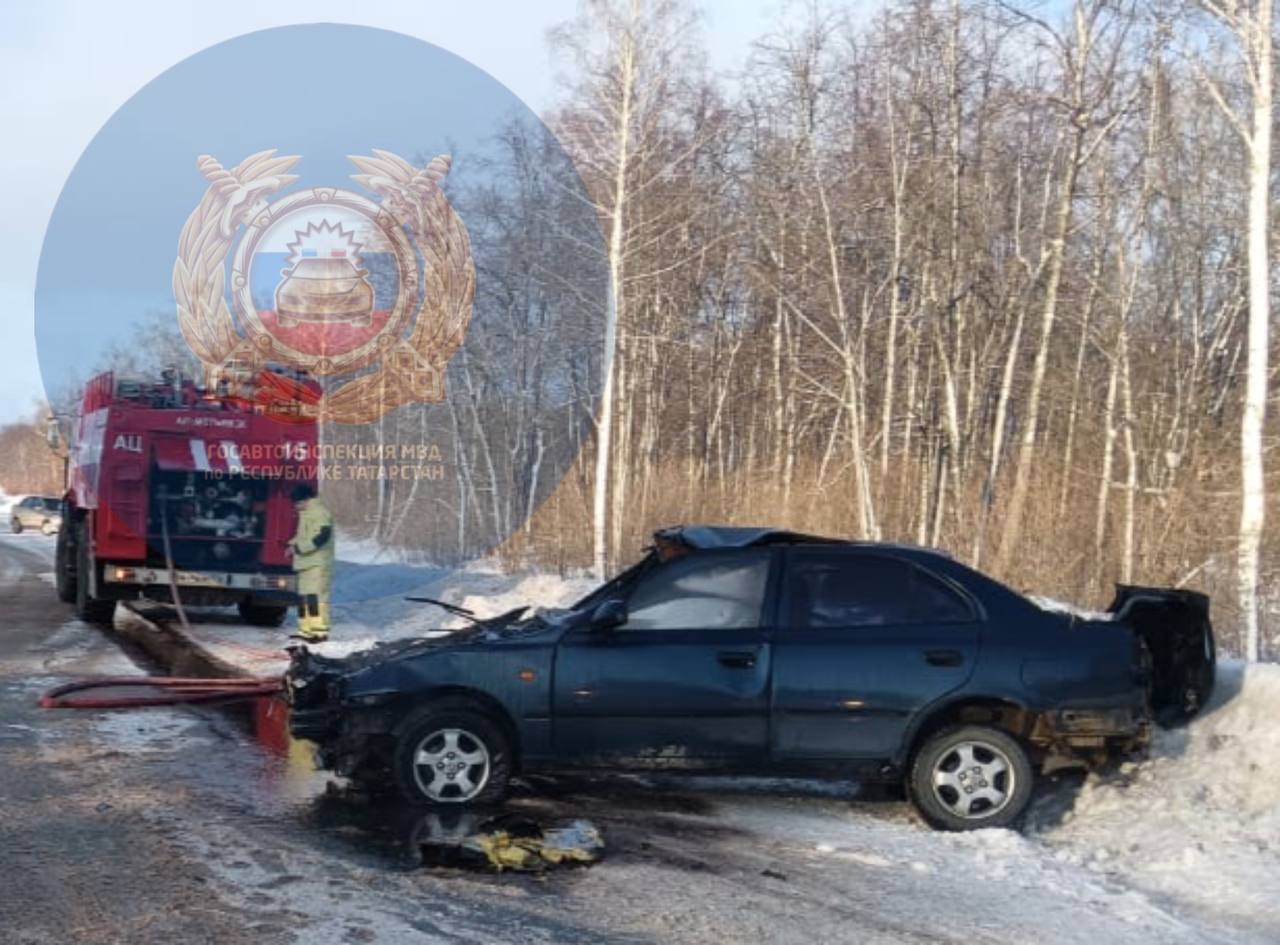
[[771, 548, 981, 761], [553, 548, 777, 766]]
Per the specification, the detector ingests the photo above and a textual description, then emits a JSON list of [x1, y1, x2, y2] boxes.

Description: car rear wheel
[[41, 519, 58, 536], [908, 725, 1033, 831], [392, 701, 512, 807]]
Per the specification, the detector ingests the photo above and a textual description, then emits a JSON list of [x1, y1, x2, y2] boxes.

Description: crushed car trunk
[[1108, 585, 1215, 725]]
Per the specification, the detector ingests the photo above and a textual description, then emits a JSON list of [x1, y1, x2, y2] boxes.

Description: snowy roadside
[[21, 518, 1280, 942], [583, 659, 1280, 942], [155, 536, 596, 673], [253, 553, 1280, 939], [1027, 658, 1280, 940]]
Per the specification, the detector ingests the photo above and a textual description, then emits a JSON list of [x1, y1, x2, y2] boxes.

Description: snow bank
[[1041, 659, 1280, 828], [313, 557, 597, 658], [418, 561, 597, 627], [173, 535, 598, 666], [1030, 659, 1280, 932]]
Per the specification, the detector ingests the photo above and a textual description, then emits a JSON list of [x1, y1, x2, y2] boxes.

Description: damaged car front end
[[287, 607, 570, 803]]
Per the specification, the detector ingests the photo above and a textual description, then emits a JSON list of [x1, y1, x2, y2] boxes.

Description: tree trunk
[[1239, 10, 1271, 661], [591, 32, 635, 580]]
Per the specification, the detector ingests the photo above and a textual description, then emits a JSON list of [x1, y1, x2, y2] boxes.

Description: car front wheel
[[392, 700, 512, 807], [908, 724, 1033, 831], [11, 518, 22, 534]]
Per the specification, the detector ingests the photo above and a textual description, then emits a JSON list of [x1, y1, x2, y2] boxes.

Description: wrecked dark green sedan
[[286, 526, 1214, 831]]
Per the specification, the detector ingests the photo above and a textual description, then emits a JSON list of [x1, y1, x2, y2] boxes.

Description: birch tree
[[993, 0, 1140, 577], [1190, 0, 1274, 661], [551, 0, 703, 577]]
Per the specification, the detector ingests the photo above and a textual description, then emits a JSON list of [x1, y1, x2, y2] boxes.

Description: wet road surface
[[0, 536, 621, 944], [0, 534, 1262, 945]]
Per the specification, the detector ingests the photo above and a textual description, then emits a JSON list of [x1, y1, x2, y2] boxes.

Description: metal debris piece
[[419, 813, 604, 872], [531, 820, 605, 866]]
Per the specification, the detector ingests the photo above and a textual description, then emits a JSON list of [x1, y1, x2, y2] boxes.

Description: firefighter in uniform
[[289, 484, 334, 642]]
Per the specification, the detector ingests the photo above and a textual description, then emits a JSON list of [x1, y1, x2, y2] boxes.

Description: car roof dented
[[654, 525, 951, 558]]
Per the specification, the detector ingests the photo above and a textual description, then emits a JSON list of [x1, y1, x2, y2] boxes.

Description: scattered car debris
[[414, 812, 604, 872]]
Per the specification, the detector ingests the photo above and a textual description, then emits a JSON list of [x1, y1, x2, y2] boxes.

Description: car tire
[[54, 524, 75, 603], [74, 520, 115, 626], [41, 519, 58, 536], [908, 724, 1034, 831], [392, 700, 512, 808], [11, 518, 22, 534], [237, 600, 289, 628]]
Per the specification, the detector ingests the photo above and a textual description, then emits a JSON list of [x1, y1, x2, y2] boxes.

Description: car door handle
[[924, 649, 964, 667], [718, 650, 758, 669]]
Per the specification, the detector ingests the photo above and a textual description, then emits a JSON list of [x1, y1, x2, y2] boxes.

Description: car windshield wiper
[[476, 606, 529, 630], [404, 596, 480, 623]]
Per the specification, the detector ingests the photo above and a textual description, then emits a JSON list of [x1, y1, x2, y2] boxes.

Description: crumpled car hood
[[291, 610, 570, 678]]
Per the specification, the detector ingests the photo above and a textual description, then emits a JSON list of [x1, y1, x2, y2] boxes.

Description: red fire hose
[[39, 675, 283, 709]]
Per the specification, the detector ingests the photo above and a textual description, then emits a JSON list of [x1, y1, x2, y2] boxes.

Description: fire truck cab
[[56, 367, 320, 627]]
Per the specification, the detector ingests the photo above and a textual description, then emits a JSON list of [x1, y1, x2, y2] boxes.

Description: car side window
[[787, 552, 972, 628], [624, 550, 771, 631]]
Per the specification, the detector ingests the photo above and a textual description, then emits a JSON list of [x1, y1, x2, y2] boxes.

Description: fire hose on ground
[[39, 496, 286, 710], [39, 675, 283, 709]]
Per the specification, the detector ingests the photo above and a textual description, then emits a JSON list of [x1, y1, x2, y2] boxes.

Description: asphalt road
[[0, 535, 616, 945], [0, 534, 1260, 945]]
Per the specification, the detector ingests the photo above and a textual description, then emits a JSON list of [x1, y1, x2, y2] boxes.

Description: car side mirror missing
[[590, 598, 627, 634]]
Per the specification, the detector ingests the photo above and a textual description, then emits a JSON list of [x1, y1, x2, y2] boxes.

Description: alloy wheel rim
[[930, 739, 1015, 820], [412, 727, 491, 802]]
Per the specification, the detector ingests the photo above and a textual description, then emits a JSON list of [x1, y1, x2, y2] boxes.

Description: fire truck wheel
[[55, 525, 75, 603], [237, 600, 289, 628], [74, 521, 115, 625]]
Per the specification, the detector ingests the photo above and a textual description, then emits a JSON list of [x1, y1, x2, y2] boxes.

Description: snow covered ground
[[8, 520, 1278, 942], [1026, 658, 1280, 940], [323, 538, 597, 655], [162, 535, 597, 672], [129, 537, 1280, 941]]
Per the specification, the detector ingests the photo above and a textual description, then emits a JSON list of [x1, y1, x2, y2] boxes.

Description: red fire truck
[[54, 366, 320, 626]]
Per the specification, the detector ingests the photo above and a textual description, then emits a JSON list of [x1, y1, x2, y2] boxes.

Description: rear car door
[[771, 548, 980, 761], [553, 548, 776, 764]]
